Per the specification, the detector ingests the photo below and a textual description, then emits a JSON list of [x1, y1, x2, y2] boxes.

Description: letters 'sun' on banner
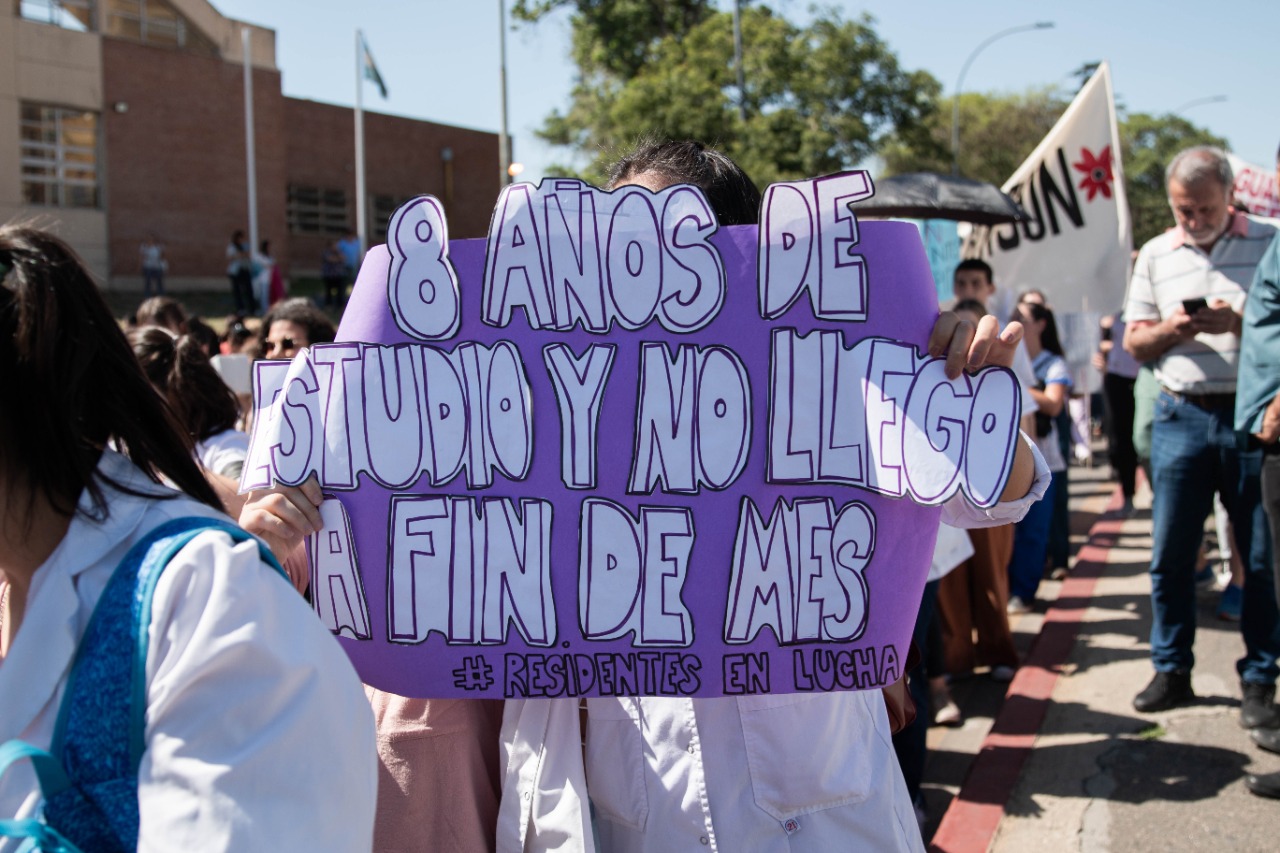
[[242, 171, 1023, 699]]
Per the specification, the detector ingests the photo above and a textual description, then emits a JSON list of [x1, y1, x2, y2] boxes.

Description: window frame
[[19, 103, 101, 209]]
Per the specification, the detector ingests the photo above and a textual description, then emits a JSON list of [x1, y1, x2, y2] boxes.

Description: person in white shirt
[[0, 226, 377, 851], [496, 141, 1049, 853]]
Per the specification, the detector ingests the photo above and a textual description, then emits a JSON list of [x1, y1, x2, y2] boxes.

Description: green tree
[[1120, 112, 1228, 246], [518, 4, 940, 187], [879, 88, 1069, 186], [512, 0, 713, 80]]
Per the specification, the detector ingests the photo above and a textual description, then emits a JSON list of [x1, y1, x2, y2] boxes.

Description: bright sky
[[211, 0, 1279, 184]]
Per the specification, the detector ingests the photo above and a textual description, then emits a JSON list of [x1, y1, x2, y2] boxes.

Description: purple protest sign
[[242, 173, 1022, 698]]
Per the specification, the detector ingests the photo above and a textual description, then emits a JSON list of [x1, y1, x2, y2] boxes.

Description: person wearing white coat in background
[[0, 226, 377, 852]]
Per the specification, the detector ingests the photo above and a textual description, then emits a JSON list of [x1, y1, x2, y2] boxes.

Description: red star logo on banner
[[1073, 146, 1114, 201]]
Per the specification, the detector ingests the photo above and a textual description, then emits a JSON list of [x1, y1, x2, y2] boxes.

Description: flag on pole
[[963, 61, 1132, 317], [361, 34, 388, 99]]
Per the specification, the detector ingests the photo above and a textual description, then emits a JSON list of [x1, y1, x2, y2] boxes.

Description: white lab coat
[[0, 450, 377, 851], [499, 436, 1051, 853]]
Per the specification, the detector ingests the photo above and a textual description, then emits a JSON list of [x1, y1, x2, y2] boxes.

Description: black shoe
[[1133, 671, 1194, 713], [1246, 771, 1280, 799], [1240, 682, 1280, 729], [1251, 725, 1280, 755]]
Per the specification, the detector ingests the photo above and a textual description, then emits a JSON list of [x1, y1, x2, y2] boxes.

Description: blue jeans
[[142, 267, 164, 297], [1008, 473, 1057, 602], [1149, 391, 1280, 684]]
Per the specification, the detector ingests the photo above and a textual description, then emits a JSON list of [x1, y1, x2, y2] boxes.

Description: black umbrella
[[847, 172, 1029, 226]]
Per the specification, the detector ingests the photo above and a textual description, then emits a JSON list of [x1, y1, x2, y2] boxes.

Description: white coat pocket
[[584, 697, 649, 830], [737, 690, 885, 821]]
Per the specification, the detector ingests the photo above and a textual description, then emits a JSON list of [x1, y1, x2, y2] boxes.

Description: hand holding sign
[[928, 312, 1025, 377]]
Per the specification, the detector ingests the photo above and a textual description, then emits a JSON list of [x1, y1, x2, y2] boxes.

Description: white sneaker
[[933, 697, 962, 727], [1007, 596, 1032, 615]]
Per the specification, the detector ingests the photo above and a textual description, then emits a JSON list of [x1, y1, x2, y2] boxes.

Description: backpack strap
[[0, 741, 81, 852], [1, 517, 282, 853]]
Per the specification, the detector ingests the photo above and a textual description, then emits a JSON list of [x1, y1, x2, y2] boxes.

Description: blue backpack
[[0, 517, 284, 853]]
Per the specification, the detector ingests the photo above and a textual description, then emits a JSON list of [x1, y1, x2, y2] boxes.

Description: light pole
[[732, 0, 746, 122], [498, 0, 511, 185], [1175, 95, 1227, 115], [950, 21, 1054, 175]]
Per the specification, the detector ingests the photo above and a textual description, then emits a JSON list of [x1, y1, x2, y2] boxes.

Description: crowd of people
[[1, 138, 1279, 850], [909, 144, 1280, 809]]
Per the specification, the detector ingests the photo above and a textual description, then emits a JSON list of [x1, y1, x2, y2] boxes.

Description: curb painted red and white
[[928, 488, 1127, 853]]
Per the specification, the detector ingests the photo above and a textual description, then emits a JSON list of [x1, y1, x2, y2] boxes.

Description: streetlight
[[1175, 95, 1227, 115], [950, 21, 1055, 175]]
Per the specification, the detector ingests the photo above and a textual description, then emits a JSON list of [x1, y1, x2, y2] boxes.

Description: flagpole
[[497, 0, 511, 185], [242, 26, 258, 259], [354, 29, 367, 257]]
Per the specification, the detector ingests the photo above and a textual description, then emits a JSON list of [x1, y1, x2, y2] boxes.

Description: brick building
[[1, 0, 500, 289]]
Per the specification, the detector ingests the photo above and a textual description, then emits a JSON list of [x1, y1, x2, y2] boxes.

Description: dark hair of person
[[185, 316, 221, 359], [260, 297, 337, 349], [953, 258, 993, 283], [953, 298, 988, 319], [135, 295, 188, 333], [129, 326, 241, 444], [607, 139, 762, 226], [223, 313, 254, 350], [1015, 301, 1064, 357], [0, 225, 221, 523]]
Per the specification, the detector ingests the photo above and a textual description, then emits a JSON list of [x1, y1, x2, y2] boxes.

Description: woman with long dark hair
[[129, 326, 247, 479], [0, 226, 376, 850], [1006, 300, 1072, 612]]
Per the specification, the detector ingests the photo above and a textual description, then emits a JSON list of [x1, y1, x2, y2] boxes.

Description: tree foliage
[[879, 88, 1069, 187], [1120, 112, 1228, 246], [517, 4, 940, 187], [512, 0, 713, 80]]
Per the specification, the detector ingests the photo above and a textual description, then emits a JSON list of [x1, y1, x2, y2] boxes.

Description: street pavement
[[921, 454, 1279, 852]]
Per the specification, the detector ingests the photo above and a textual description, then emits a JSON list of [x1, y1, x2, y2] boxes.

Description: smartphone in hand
[[1182, 297, 1209, 315]]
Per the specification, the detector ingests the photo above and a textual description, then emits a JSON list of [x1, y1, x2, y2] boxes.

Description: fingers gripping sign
[[240, 475, 324, 561], [929, 312, 1024, 378]]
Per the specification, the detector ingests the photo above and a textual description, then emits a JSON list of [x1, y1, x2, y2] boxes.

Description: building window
[[20, 104, 100, 208], [288, 186, 350, 236], [16, 0, 94, 31], [371, 194, 416, 241]]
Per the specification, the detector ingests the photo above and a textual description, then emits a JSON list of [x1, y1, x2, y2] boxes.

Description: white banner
[[964, 62, 1132, 318], [1227, 153, 1280, 218]]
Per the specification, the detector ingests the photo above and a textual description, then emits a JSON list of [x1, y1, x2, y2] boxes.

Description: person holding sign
[[237, 140, 1049, 853], [0, 227, 377, 851], [495, 141, 1049, 853]]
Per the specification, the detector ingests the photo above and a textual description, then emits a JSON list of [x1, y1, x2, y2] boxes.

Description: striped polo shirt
[[1124, 212, 1277, 394]]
